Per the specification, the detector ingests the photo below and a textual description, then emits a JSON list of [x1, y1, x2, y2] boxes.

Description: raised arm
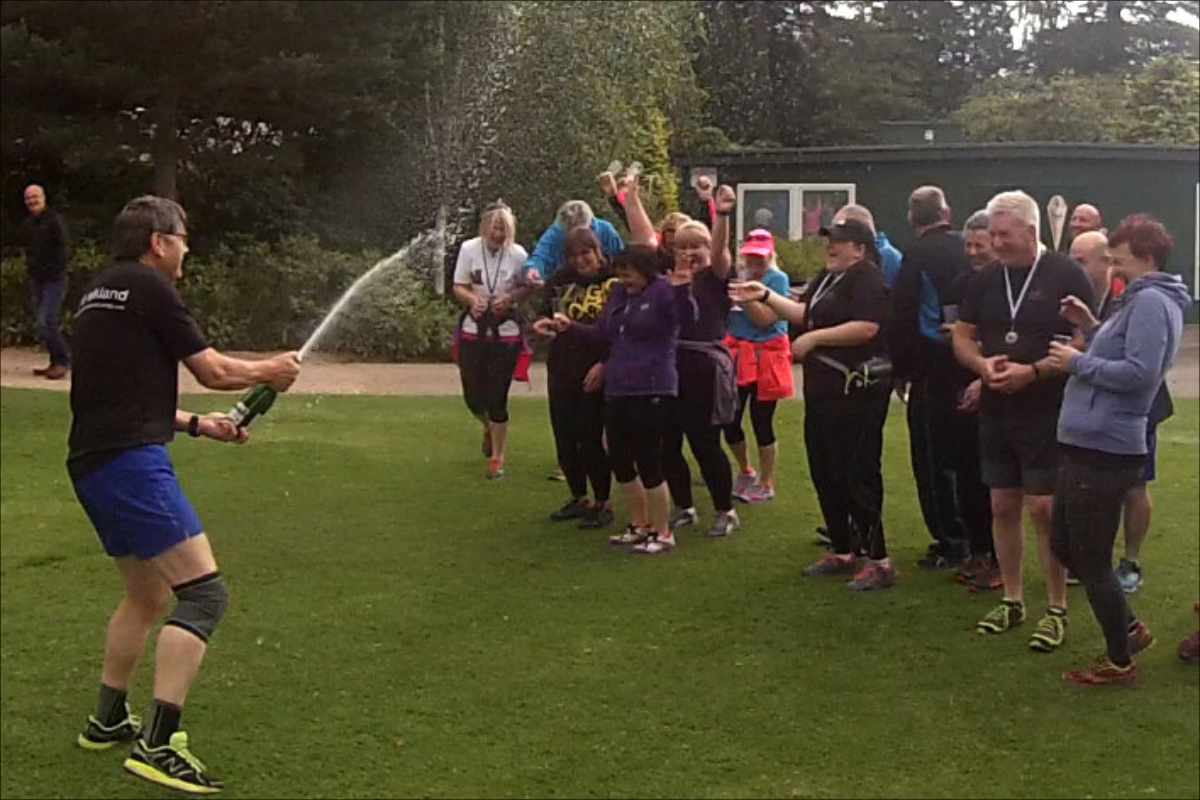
[[1056, 298, 1172, 393], [710, 185, 735, 279], [621, 177, 659, 248]]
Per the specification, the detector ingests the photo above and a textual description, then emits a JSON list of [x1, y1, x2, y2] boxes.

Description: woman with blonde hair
[[451, 201, 531, 479]]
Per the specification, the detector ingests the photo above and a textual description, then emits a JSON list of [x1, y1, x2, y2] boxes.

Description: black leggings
[[663, 423, 734, 512], [804, 384, 890, 559], [1050, 446, 1146, 665], [458, 337, 519, 423], [605, 395, 674, 490], [548, 376, 610, 502], [723, 384, 778, 447]]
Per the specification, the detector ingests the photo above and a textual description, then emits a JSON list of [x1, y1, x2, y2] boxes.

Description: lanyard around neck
[[1003, 254, 1041, 330], [480, 243, 505, 295]]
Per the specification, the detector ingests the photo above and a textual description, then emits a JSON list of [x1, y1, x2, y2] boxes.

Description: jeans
[[30, 275, 70, 366]]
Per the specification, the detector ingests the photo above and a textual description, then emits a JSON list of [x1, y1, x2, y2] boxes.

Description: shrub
[[774, 237, 827, 284], [1, 235, 459, 361]]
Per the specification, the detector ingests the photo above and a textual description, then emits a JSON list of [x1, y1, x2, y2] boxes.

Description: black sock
[[147, 700, 182, 747], [96, 683, 128, 726]]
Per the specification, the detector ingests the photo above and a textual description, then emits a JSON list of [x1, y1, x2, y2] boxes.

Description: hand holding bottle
[[199, 412, 249, 444], [268, 351, 301, 393]]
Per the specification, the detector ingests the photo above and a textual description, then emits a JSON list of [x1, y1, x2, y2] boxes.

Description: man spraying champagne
[[67, 195, 299, 793]]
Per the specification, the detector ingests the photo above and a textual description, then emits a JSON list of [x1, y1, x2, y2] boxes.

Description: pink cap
[[740, 228, 775, 258]]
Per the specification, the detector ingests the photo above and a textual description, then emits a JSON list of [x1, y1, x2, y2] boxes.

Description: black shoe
[[124, 732, 224, 794], [813, 526, 832, 548], [578, 505, 615, 529], [77, 705, 142, 751], [550, 498, 588, 522], [916, 543, 960, 570]]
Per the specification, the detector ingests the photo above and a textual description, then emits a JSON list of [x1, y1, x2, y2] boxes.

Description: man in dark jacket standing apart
[[21, 184, 71, 378], [890, 186, 976, 570]]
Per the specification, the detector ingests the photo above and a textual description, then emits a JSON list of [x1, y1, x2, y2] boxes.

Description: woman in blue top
[[1046, 214, 1189, 686], [553, 245, 697, 554], [723, 229, 795, 504]]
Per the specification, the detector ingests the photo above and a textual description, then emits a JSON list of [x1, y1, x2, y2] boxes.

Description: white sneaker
[[633, 534, 676, 554], [708, 510, 740, 538], [669, 507, 698, 529]]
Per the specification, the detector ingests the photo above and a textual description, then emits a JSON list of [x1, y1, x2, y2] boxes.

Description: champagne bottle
[[227, 384, 277, 429]]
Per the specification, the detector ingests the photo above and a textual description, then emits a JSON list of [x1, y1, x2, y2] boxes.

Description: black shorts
[[978, 411, 1059, 495]]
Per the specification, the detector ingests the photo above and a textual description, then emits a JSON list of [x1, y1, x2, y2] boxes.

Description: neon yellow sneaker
[[124, 731, 224, 794], [1029, 609, 1069, 652]]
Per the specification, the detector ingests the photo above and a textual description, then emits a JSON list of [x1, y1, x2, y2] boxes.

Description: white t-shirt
[[453, 237, 528, 337]]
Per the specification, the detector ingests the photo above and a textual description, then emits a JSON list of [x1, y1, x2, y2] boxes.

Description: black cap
[[818, 219, 875, 248]]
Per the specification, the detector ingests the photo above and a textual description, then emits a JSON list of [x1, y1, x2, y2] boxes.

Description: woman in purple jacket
[[553, 245, 697, 554]]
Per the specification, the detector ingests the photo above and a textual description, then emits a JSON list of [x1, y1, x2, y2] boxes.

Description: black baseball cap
[[818, 219, 875, 247]]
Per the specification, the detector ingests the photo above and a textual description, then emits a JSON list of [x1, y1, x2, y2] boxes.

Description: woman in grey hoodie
[[1046, 214, 1191, 686]]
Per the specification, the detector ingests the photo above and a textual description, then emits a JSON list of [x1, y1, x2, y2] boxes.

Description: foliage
[[1122, 55, 1200, 145], [955, 56, 1200, 145], [2, 388, 1198, 798], [2, 236, 458, 360], [773, 237, 828, 284]]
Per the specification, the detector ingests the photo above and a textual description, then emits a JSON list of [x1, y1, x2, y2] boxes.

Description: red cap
[[740, 228, 775, 258]]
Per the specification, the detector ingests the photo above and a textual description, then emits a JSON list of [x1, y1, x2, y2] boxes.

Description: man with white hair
[[525, 200, 624, 283], [953, 190, 1095, 650]]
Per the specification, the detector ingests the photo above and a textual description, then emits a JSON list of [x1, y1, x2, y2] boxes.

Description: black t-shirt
[[679, 269, 731, 343], [800, 260, 889, 400], [959, 252, 1096, 417], [67, 262, 209, 477], [542, 265, 617, 389]]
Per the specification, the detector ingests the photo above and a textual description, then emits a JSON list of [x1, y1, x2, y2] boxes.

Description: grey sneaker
[[707, 510, 740, 538], [1116, 559, 1143, 594], [669, 507, 698, 529]]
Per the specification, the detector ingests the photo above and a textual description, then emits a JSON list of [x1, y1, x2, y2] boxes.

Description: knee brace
[[165, 572, 229, 642]]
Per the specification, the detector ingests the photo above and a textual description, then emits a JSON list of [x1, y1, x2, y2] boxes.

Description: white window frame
[[735, 182, 857, 244]]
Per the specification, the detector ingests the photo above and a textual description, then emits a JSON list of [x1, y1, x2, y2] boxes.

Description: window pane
[[742, 190, 790, 240], [801, 190, 849, 237]]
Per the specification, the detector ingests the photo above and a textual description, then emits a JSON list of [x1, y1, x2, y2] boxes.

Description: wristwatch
[[187, 414, 201, 438]]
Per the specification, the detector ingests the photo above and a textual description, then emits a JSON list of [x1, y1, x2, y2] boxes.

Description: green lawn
[[2, 387, 1197, 799]]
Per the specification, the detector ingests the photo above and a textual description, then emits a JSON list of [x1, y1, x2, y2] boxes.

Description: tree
[[953, 55, 1200, 145]]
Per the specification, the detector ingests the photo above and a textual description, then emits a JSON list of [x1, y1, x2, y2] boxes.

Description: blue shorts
[[1142, 423, 1158, 483], [71, 445, 204, 560]]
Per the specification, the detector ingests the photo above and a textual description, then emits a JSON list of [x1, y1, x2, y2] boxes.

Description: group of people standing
[[451, 176, 1198, 684]]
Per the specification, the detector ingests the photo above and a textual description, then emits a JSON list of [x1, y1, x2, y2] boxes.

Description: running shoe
[[803, 553, 858, 577], [741, 484, 775, 504], [669, 507, 698, 529], [1116, 559, 1143, 594], [77, 704, 141, 751], [732, 471, 758, 502], [916, 543, 962, 571], [124, 731, 224, 794], [707, 510, 740, 538], [609, 524, 651, 546], [633, 533, 676, 555], [1029, 610, 1068, 652], [1063, 655, 1136, 686], [487, 460, 505, 480], [1179, 630, 1200, 664], [550, 498, 588, 522], [1129, 620, 1156, 656], [578, 505, 614, 529], [976, 600, 1026, 634], [967, 561, 1003, 593], [1066, 570, 1080, 586], [847, 561, 897, 591]]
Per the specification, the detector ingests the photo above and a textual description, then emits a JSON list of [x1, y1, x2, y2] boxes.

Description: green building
[[680, 142, 1199, 315]]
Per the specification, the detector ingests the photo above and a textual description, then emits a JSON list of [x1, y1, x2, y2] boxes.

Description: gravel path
[[3, 326, 1197, 398]]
